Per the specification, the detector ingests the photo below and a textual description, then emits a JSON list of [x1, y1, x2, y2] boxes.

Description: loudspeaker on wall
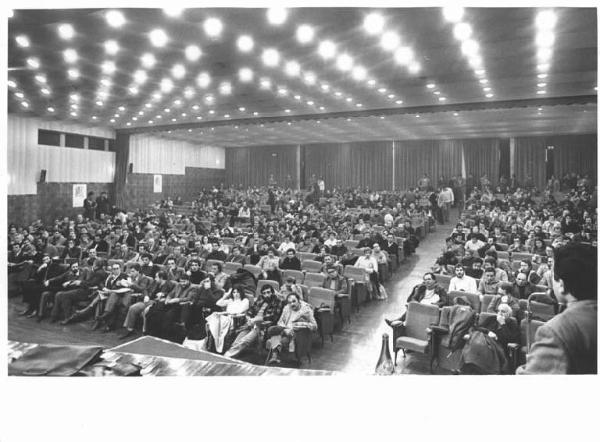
[[128, 163, 133, 173], [39, 169, 47, 183]]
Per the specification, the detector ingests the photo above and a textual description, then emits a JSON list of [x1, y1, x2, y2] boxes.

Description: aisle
[[308, 213, 457, 374]]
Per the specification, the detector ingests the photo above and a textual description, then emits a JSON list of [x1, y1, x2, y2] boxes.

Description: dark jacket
[[407, 283, 449, 307]]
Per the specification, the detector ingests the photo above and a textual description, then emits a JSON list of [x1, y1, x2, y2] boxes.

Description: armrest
[[335, 293, 350, 299], [428, 325, 449, 335], [507, 343, 520, 373]]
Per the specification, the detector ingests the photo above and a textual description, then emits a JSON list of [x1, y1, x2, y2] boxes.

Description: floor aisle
[[7, 212, 457, 374]]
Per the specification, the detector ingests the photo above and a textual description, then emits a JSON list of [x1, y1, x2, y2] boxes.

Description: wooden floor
[[7, 212, 456, 375]]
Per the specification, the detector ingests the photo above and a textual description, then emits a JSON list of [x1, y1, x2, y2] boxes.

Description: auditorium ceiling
[[7, 6, 598, 147]]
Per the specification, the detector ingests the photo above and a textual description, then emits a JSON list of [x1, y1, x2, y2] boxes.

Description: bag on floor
[[378, 284, 388, 300]]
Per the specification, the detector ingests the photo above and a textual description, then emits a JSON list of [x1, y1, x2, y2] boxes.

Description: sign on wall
[[153, 174, 163, 193], [72, 183, 87, 207]]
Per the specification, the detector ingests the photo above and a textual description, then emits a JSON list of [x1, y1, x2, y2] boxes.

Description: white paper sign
[[153, 174, 163, 193], [72, 184, 87, 207]]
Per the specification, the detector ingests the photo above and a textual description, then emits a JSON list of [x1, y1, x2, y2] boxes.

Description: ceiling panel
[[7, 7, 598, 146]]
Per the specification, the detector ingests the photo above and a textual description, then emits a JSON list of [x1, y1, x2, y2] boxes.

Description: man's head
[[515, 272, 528, 286], [363, 247, 372, 257], [286, 249, 296, 259], [454, 264, 465, 278], [189, 260, 200, 271], [141, 253, 152, 265], [484, 268, 496, 282], [496, 303, 512, 325], [261, 284, 275, 298], [120, 243, 129, 252], [286, 293, 301, 311], [128, 263, 141, 278], [423, 272, 436, 288], [519, 260, 532, 273], [472, 258, 483, 271], [553, 243, 597, 301], [167, 258, 177, 269], [179, 274, 190, 287]]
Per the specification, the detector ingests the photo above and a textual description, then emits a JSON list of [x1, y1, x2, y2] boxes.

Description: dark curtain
[[462, 138, 500, 188], [395, 139, 463, 190], [114, 133, 130, 209], [513, 137, 549, 190], [225, 145, 298, 188], [551, 133, 597, 181]]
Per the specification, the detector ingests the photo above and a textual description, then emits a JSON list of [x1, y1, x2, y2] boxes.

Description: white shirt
[[355, 255, 378, 274], [216, 297, 250, 315], [449, 275, 478, 293], [277, 241, 296, 254], [465, 239, 486, 254], [420, 288, 440, 305]]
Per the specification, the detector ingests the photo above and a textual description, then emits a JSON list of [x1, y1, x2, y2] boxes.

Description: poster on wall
[[153, 174, 163, 193], [72, 184, 87, 207]]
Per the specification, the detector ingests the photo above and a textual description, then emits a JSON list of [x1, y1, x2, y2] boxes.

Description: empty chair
[[223, 261, 243, 276], [303, 272, 325, 289], [481, 294, 497, 313], [301, 259, 323, 273], [527, 292, 558, 322], [343, 265, 369, 311], [392, 302, 441, 371], [307, 287, 337, 345], [282, 269, 305, 284], [509, 315, 545, 371]]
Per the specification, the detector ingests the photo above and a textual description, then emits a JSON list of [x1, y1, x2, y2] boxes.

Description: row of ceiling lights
[[534, 10, 557, 97]]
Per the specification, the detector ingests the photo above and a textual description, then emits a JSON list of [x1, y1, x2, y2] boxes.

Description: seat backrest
[[108, 258, 124, 269], [495, 243, 509, 252], [343, 265, 367, 282], [522, 318, 545, 351], [307, 287, 336, 311], [255, 280, 280, 297], [527, 292, 557, 321], [297, 252, 317, 262], [223, 262, 242, 275], [345, 240, 359, 249], [304, 272, 325, 288], [435, 274, 452, 291], [447, 291, 482, 313], [496, 251, 510, 261], [477, 311, 496, 326], [298, 284, 309, 301], [512, 252, 534, 263], [282, 269, 305, 284], [301, 259, 323, 273], [221, 237, 235, 247], [481, 294, 496, 313], [242, 264, 262, 278], [405, 302, 440, 341]]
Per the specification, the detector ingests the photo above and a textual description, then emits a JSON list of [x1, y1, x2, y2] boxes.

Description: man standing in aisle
[[437, 185, 455, 224]]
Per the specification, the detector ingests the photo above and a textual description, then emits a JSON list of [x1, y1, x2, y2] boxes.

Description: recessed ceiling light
[[141, 53, 156, 68], [537, 73, 548, 79], [439, 96, 447, 101], [260, 78, 272, 89], [239, 67, 254, 83], [267, 7, 288, 25], [535, 10, 557, 30], [133, 70, 147, 84], [196, 72, 211, 89], [67, 69, 79, 80], [537, 90, 547, 94], [433, 91, 441, 95], [284, 109, 291, 113], [34, 74, 46, 83], [185, 45, 202, 61], [15, 92, 24, 99], [307, 101, 314, 105], [351, 65, 368, 82], [395, 100, 403, 104], [483, 87, 491, 92], [387, 94, 395, 98], [346, 97, 353, 102], [475, 69, 486, 76], [15, 35, 30, 47], [394, 47, 414, 65], [537, 47, 552, 62], [160, 78, 174, 93], [149, 29, 168, 47], [204, 95, 215, 104], [380, 31, 400, 51], [415, 114, 420, 118], [408, 62, 421, 74], [8, 80, 17, 88], [203, 18, 223, 37], [536, 31, 555, 48], [253, 112, 259, 116], [58, 23, 75, 40], [461, 39, 479, 57], [278, 88, 288, 96], [100, 78, 112, 87], [485, 93, 494, 98], [537, 63, 550, 72], [224, 114, 231, 118], [285, 60, 301, 77], [296, 24, 315, 44], [442, 6, 464, 23], [453, 112, 459, 116], [479, 78, 488, 84], [101, 60, 116, 74], [95, 100, 103, 106], [104, 40, 119, 55], [363, 12, 385, 35], [105, 10, 126, 28], [262, 48, 280, 67], [219, 81, 232, 95], [237, 35, 254, 52], [318, 40, 337, 59], [453, 22, 472, 41], [336, 53, 354, 71], [426, 83, 436, 89], [69, 93, 79, 101], [47, 107, 55, 112], [63, 49, 77, 64], [163, 7, 183, 17], [377, 87, 387, 93], [171, 64, 186, 79], [537, 82, 547, 88], [40, 88, 50, 95]]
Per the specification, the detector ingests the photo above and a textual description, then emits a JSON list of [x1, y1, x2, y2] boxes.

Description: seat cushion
[[396, 336, 429, 353]]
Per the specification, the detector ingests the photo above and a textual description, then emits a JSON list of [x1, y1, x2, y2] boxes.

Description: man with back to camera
[[517, 243, 597, 374]]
